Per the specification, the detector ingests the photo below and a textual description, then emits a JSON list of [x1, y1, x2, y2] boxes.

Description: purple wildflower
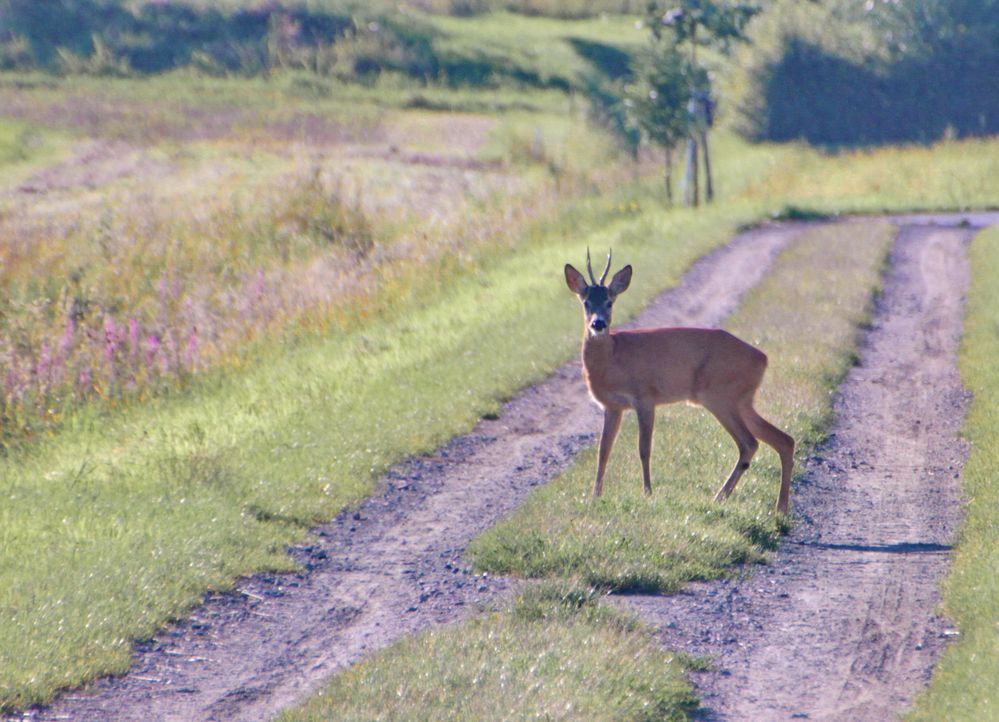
[[185, 327, 198, 369]]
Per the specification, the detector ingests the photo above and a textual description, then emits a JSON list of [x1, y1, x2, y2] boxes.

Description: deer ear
[[608, 264, 632, 297], [564, 264, 588, 296]]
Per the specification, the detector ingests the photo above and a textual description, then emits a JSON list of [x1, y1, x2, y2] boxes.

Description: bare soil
[[623, 215, 985, 721], [19, 224, 802, 721], [14, 213, 991, 722]]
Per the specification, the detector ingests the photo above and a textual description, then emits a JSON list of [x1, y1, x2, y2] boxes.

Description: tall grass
[[0, 85, 623, 450], [907, 225, 999, 721], [740, 137, 999, 214]]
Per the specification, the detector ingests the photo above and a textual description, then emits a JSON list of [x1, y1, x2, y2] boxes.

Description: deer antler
[[599, 249, 612, 285], [586, 247, 596, 285]]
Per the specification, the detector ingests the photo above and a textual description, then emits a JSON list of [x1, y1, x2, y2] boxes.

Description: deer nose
[[590, 318, 607, 332]]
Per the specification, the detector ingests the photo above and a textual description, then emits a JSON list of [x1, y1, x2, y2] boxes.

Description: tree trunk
[[684, 136, 699, 207], [664, 147, 673, 205], [701, 130, 713, 202]]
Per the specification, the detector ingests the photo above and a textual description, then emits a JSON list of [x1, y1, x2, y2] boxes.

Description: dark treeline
[[751, 39, 999, 145], [1, 0, 354, 74]]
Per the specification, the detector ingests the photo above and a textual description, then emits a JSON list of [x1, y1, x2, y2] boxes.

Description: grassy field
[[3, 9, 999, 709], [0, 134, 773, 706], [908, 225, 999, 721], [284, 219, 893, 720]]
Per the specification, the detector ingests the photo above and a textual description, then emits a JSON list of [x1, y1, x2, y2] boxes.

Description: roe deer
[[564, 249, 795, 513]]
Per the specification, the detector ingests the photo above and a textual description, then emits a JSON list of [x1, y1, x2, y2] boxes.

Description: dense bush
[[729, 0, 999, 145]]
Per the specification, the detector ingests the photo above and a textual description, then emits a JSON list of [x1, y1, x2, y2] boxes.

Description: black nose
[[590, 318, 607, 332]]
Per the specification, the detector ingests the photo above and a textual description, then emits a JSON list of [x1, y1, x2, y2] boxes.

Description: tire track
[[624, 214, 989, 722], [24, 224, 805, 722]]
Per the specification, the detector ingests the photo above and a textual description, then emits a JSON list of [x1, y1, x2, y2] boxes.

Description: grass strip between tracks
[[282, 220, 893, 721], [908, 225, 999, 721]]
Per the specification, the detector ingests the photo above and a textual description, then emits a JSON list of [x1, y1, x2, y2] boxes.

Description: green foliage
[[907, 225, 999, 721], [468, 222, 892, 591], [279, 584, 696, 722], [646, 0, 759, 54], [624, 42, 696, 150]]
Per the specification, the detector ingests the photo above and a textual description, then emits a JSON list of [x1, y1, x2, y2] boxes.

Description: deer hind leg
[[703, 399, 759, 503], [594, 407, 623, 497], [635, 401, 656, 495], [742, 404, 795, 513]]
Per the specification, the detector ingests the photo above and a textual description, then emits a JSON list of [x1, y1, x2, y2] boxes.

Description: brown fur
[[565, 260, 795, 513]]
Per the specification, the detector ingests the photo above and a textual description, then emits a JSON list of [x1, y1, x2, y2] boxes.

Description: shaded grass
[[907, 225, 999, 721], [468, 221, 893, 591], [279, 581, 696, 722]]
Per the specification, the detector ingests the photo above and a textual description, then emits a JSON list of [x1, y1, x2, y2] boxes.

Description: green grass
[[0, 184, 768, 708], [741, 137, 999, 214], [0, 119, 72, 182], [907, 225, 999, 721], [429, 11, 644, 88], [469, 221, 892, 591], [279, 582, 696, 722]]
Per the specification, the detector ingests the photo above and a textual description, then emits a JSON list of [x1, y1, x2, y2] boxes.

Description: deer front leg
[[635, 401, 656, 495], [594, 407, 623, 497]]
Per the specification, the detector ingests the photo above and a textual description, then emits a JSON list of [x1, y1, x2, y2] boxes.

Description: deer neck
[[581, 331, 615, 381]]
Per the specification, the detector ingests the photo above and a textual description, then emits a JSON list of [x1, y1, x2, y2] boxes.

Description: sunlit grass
[[0, 119, 74, 184], [739, 136, 999, 214], [280, 582, 696, 722], [429, 10, 644, 88], [907, 225, 999, 721], [468, 221, 892, 590]]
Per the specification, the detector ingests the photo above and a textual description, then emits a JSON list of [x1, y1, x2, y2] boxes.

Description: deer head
[[564, 248, 633, 337]]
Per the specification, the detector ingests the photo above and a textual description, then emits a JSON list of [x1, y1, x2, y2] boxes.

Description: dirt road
[[625, 216, 983, 721], [27, 225, 803, 721]]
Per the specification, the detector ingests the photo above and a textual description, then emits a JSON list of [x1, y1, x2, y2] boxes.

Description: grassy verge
[[283, 219, 893, 720], [907, 225, 999, 720], [280, 583, 696, 722]]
